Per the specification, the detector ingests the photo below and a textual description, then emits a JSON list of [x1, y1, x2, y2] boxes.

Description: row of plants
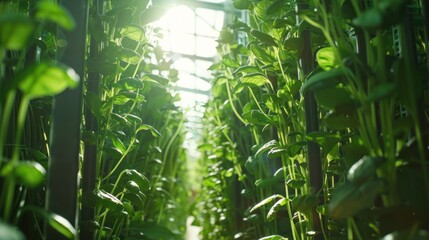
[[0, 0, 190, 239], [196, 0, 429, 239]]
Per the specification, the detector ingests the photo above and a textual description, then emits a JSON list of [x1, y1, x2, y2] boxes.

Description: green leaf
[[0, 15, 35, 50], [114, 78, 144, 90], [316, 47, 340, 70], [286, 178, 306, 189], [241, 73, 271, 87], [314, 85, 355, 111], [14, 161, 46, 188], [301, 68, 343, 94], [283, 37, 303, 54], [328, 180, 383, 219], [129, 222, 180, 240], [222, 55, 240, 68], [124, 169, 151, 191], [324, 114, 358, 130], [120, 25, 145, 41], [259, 235, 287, 240], [267, 147, 288, 158], [250, 44, 276, 63], [255, 140, 278, 156], [94, 189, 124, 212], [142, 73, 169, 85], [250, 194, 284, 213], [35, 1, 75, 31], [17, 63, 79, 99], [352, 8, 383, 31], [251, 30, 276, 46], [267, 198, 287, 221], [233, 65, 261, 76], [28, 206, 77, 239], [367, 83, 396, 103], [0, 221, 25, 240], [347, 156, 384, 184], [136, 124, 162, 137], [119, 48, 141, 64], [292, 194, 319, 214]]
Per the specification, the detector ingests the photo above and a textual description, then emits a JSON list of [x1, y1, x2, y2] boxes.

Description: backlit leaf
[[16, 63, 79, 99], [0, 15, 35, 50], [241, 73, 270, 87], [316, 47, 340, 70], [250, 194, 284, 213], [35, 1, 75, 31], [136, 124, 162, 137]]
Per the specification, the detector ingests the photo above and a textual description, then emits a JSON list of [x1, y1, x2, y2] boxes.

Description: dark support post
[[45, 0, 88, 239], [80, 31, 101, 240], [297, 2, 323, 239]]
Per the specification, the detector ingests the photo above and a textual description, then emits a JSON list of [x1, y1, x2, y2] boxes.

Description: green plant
[[197, 0, 429, 239], [0, 1, 80, 239]]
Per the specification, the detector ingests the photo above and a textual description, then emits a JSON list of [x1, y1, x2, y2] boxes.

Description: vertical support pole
[[45, 0, 88, 239], [80, 32, 101, 240], [296, 2, 323, 239]]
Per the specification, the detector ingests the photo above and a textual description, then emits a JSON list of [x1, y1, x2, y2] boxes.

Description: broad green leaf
[[267, 198, 287, 221], [94, 189, 124, 212], [316, 47, 340, 70], [233, 65, 261, 76], [286, 178, 306, 189], [129, 222, 180, 240], [136, 124, 162, 137], [307, 131, 341, 153], [241, 73, 270, 87], [255, 140, 278, 156], [114, 78, 144, 90], [142, 73, 169, 85], [324, 114, 358, 130], [222, 55, 240, 68], [367, 83, 396, 103], [111, 113, 130, 127], [119, 48, 141, 64], [328, 180, 383, 219], [283, 38, 303, 54], [250, 30, 276, 46], [267, 146, 288, 158], [125, 169, 150, 191], [287, 141, 307, 157], [347, 156, 384, 184], [16, 63, 79, 99], [120, 25, 145, 41], [87, 58, 123, 75], [123, 193, 143, 210], [250, 194, 283, 213], [29, 206, 77, 239], [35, 1, 75, 31], [314, 85, 355, 111], [352, 8, 383, 31], [301, 68, 343, 94], [292, 195, 319, 214], [255, 178, 278, 189], [14, 161, 46, 188], [0, 221, 25, 240], [0, 15, 35, 50], [250, 44, 276, 63], [259, 235, 287, 240]]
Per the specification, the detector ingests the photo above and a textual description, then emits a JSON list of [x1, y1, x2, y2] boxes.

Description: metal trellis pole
[[297, 2, 324, 239], [45, 0, 88, 239]]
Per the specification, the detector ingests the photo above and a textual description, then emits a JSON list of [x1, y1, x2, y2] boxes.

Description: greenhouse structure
[[1, 0, 429, 239]]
